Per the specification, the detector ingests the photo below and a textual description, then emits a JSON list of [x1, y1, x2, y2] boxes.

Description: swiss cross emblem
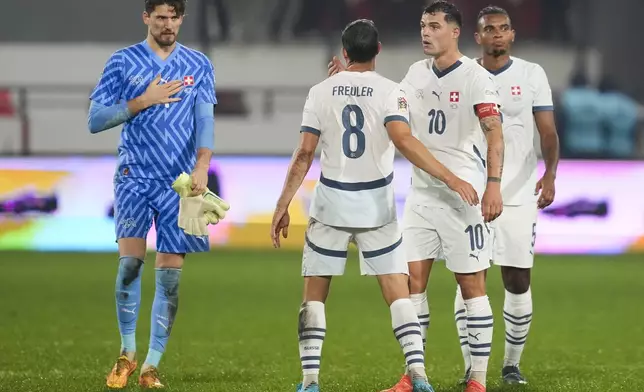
[[449, 91, 460, 102], [183, 75, 195, 86], [511, 85, 521, 95]]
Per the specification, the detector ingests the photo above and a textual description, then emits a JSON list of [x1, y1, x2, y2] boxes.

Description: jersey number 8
[[341, 104, 365, 159], [428, 109, 446, 135]]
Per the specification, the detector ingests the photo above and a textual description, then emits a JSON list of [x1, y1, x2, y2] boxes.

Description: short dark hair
[[341, 19, 379, 63], [477, 5, 510, 27], [145, 0, 186, 16], [423, 1, 462, 28]]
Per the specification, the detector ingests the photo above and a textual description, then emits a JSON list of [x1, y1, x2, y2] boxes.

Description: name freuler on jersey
[[332, 85, 374, 97]]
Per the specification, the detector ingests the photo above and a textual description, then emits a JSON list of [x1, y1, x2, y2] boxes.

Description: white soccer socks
[[503, 288, 533, 367], [298, 301, 326, 388], [464, 295, 494, 386], [391, 298, 427, 381], [454, 285, 472, 374]]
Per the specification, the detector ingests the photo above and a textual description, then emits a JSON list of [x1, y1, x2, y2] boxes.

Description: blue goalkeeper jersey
[[90, 40, 217, 181]]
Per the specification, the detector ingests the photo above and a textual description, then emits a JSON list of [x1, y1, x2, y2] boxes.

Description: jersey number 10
[[428, 109, 446, 135], [341, 105, 365, 159]]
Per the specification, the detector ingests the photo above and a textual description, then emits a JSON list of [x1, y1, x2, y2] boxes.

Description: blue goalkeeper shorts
[[113, 177, 210, 254]]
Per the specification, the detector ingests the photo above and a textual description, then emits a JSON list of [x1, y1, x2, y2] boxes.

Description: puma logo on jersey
[[431, 90, 442, 100]]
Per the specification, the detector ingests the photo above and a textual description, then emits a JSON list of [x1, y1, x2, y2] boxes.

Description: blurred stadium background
[[1, 1, 643, 391]]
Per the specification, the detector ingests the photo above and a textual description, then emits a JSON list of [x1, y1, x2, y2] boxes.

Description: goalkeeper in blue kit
[[87, 0, 228, 388]]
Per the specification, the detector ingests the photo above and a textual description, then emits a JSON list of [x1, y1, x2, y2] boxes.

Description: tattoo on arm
[[480, 115, 504, 179], [479, 115, 501, 133]]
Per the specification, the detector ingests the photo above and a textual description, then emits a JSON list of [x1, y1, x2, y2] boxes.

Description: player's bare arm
[[191, 148, 212, 195], [534, 110, 560, 209], [386, 120, 479, 206], [271, 132, 319, 248], [477, 105, 504, 222]]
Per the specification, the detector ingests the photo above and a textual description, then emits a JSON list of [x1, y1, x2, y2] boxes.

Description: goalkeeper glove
[[177, 195, 222, 236], [171, 172, 230, 225]]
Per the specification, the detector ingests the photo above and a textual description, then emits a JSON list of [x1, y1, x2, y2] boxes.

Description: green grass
[[0, 250, 643, 392]]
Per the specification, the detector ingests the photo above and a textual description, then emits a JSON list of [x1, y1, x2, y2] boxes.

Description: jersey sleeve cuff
[[300, 126, 321, 136], [532, 105, 554, 112], [384, 115, 409, 125]]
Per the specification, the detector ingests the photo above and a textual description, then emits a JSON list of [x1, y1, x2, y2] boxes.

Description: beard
[[488, 47, 508, 57], [153, 32, 176, 47]]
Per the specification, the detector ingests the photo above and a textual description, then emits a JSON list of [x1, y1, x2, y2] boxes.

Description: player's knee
[[155, 252, 185, 269], [378, 273, 410, 305], [408, 262, 430, 293], [456, 271, 486, 299], [118, 256, 144, 286], [502, 267, 531, 294]]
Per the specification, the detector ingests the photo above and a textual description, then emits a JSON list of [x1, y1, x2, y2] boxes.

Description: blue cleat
[[296, 382, 320, 392], [502, 365, 528, 385], [411, 379, 435, 392]]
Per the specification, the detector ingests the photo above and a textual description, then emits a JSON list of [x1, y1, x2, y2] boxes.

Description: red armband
[[475, 103, 500, 119]]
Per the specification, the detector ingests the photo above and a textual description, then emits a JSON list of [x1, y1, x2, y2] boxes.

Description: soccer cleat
[[106, 355, 137, 389], [139, 367, 165, 389], [380, 374, 412, 392], [502, 365, 528, 385], [458, 367, 471, 385], [296, 382, 320, 392], [464, 380, 486, 392], [411, 378, 435, 392]]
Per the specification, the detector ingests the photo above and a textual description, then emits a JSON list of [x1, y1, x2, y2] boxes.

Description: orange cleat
[[464, 380, 486, 392], [139, 366, 165, 389], [106, 355, 137, 389], [380, 374, 413, 392]]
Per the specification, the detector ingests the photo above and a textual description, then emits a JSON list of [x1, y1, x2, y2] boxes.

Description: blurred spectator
[[292, 0, 348, 39], [541, 0, 572, 43], [198, 0, 230, 51], [560, 72, 604, 158], [269, 0, 293, 41], [598, 76, 639, 158]]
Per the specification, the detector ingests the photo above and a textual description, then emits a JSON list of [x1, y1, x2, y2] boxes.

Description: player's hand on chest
[[124, 70, 198, 106]]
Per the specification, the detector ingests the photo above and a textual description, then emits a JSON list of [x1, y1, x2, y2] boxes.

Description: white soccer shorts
[[490, 203, 538, 269], [402, 201, 491, 274], [301, 218, 408, 277]]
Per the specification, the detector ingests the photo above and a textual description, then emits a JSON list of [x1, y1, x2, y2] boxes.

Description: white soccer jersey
[[300, 71, 410, 228], [484, 56, 554, 205], [401, 56, 500, 208]]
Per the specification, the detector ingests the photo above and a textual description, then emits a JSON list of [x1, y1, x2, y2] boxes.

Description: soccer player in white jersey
[[270, 19, 480, 392], [452, 6, 560, 386], [329, 3, 505, 392]]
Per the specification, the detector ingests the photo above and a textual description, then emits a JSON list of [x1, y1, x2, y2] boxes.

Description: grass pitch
[[0, 250, 643, 392]]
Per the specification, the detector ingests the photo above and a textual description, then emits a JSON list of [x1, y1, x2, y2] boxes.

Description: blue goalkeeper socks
[[144, 268, 181, 368], [115, 256, 144, 355]]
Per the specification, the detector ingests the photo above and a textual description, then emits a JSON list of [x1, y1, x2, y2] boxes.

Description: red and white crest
[[183, 75, 195, 86], [511, 85, 521, 96], [449, 91, 460, 103]]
